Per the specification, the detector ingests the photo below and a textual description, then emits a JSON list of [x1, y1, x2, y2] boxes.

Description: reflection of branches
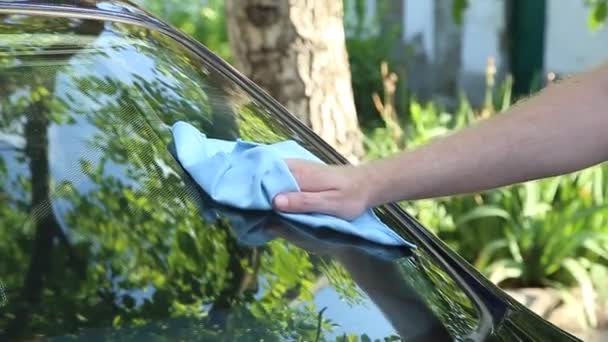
[[0, 16, 331, 339], [339, 252, 452, 341], [0, 20, 107, 331], [0, 133, 25, 152], [207, 233, 259, 329], [3, 98, 85, 339], [396, 253, 479, 339], [0, 146, 23, 153], [315, 306, 327, 342]]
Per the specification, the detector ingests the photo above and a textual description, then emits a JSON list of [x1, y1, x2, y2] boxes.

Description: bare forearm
[[366, 64, 608, 206], [272, 64, 608, 219]]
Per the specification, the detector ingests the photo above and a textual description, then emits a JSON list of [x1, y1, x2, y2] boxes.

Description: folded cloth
[[203, 204, 412, 261], [171, 121, 415, 247]]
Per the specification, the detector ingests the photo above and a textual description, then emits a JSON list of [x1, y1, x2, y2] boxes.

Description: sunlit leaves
[[588, 0, 608, 31], [452, 0, 469, 25], [318, 259, 363, 306], [136, 0, 232, 61], [237, 103, 291, 143]]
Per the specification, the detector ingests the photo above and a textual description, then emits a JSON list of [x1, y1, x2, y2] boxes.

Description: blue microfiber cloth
[[171, 121, 414, 247], [204, 205, 413, 261]]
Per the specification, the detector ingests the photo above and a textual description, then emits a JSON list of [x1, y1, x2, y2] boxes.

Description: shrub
[[136, 0, 231, 61], [364, 62, 608, 327]]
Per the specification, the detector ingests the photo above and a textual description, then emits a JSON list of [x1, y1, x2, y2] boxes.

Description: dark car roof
[[0, 1, 579, 341], [0, 0, 155, 21]]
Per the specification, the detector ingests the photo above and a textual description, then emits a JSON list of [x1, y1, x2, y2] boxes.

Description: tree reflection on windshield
[[0, 14, 478, 341]]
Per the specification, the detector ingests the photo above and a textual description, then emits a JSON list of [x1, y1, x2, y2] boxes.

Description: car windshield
[[0, 13, 481, 340]]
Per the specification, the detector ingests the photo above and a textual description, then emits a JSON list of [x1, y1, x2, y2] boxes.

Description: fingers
[[275, 159, 364, 219], [273, 191, 337, 216], [285, 159, 339, 191]]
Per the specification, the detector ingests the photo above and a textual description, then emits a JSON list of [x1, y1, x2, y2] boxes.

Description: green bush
[[347, 36, 402, 129], [344, 0, 408, 130], [135, 0, 231, 61], [364, 68, 608, 327]]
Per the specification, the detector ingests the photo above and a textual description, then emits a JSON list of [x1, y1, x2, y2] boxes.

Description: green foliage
[[587, 0, 608, 30], [452, 0, 469, 25], [346, 37, 401, 129], [364, 72, 608, 327], [135, 0, 231, 61], [344, 0, 406, 129], [318, 259, 364, 306]]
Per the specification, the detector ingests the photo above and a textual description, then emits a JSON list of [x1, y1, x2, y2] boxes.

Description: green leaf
[[452, 0, 469, 25], [583, 235, 608, 261], [177, 230, 199, 261], [562, 258, 597, 327], [80, 159, 93, 175], [455, 205, 512, 226], [561, 203, 608, 227], [505, 229, 523, 264], [112, 315, 122, 327], [486, 259, 522, 285], [475, 239, 508, 270], [592, 166, 604, 204], [588, 1, 607, 31]]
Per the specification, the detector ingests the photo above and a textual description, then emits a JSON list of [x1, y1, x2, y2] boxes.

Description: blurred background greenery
[[133, 0, 608, 335]]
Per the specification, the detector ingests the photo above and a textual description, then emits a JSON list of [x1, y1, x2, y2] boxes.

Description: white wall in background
[[545, 0, 608, 75], [461, 0, 506, 74], [402, 1, 505, 73], [402, 0, 608, 76], [358, 0, 608, 101], [403, 0, 434, 60]]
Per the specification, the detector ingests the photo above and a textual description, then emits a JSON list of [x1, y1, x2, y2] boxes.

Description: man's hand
[[273, 159, 371, 220], [276, 63, 608, 217]]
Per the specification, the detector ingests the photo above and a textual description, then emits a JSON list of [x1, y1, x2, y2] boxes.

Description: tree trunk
[[225, 0, 363, 162]]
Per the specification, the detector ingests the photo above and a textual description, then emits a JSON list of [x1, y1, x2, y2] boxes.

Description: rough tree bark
[[225, 0, 363, 162]]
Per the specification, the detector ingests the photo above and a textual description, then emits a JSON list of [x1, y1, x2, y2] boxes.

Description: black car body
[[0, 1, 581, 341]]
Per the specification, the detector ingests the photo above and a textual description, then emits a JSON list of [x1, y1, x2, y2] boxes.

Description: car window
[[0, 13, 480, 340]]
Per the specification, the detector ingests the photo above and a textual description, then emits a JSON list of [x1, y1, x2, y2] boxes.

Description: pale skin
[[273, 63, 608, 220]]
